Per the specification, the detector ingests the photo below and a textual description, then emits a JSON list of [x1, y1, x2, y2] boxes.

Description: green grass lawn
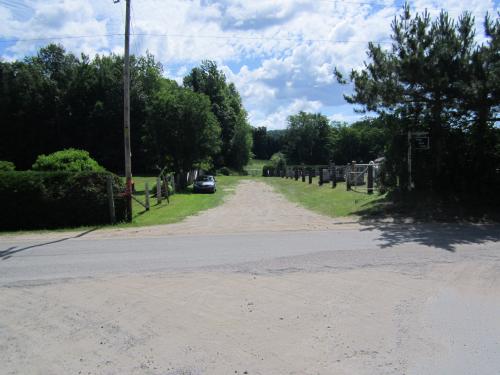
[[263, 177, 387, 218], [120, 175, 245, 227]]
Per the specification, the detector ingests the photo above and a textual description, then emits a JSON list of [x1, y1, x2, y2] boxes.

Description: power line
[[0, 32, 393, 45]]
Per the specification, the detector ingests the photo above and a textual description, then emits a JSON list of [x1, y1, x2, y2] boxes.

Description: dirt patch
[[3, 180, 358, 242], [1, 261, 499, 375]]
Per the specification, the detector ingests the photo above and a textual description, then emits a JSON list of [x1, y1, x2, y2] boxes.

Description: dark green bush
[[218, 167, 231, 176], [32, 148, 105, 172], [262, 165, 276, 177], [0, 171, 126, 230], [0, 160, 15, 171]]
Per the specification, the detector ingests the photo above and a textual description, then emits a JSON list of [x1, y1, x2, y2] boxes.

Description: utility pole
[[114, 0, 133, 221]]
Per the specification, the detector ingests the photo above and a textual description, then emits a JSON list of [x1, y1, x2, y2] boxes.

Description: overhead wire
[[0, 1, 495, 47]]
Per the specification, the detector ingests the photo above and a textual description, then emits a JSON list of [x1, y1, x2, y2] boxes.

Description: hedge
[[0, 171, 127, 230]]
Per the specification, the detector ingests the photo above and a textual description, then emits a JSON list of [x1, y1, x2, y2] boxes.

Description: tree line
[[0, 45, 252, 176], [253, 7, 499, 197], [252, 113, 388, 166], [336, 6, 499, 195]]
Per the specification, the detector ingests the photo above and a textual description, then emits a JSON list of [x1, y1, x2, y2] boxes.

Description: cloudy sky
[[0, 0, 498, 129]]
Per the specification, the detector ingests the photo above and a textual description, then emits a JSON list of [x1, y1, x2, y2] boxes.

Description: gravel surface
[[1, 180, 499, 375]]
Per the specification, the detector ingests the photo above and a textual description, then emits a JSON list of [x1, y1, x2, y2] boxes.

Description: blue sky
[[0, 0, 498, 129]]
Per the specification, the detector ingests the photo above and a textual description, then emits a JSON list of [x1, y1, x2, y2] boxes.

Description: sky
[[0, 0, 498, 129]]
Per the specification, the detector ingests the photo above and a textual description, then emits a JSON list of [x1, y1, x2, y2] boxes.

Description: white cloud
[[1, 0, 498, 129]]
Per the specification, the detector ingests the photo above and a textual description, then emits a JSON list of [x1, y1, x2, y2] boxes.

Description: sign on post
[[412, 131, 430, 150]]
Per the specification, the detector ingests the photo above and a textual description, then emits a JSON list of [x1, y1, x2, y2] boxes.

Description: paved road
[[1, 222, 499, 285], [1, 223, 500, 375]]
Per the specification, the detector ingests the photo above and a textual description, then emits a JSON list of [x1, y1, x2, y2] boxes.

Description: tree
[[284, 112, 331, 165], [0, 44, 163, 173], [252, 126, 269, 159], [143, 80, 221, 182], [330, 118, 387, 165], [335, 5, 500, 194], [184, 61, 252, 170]]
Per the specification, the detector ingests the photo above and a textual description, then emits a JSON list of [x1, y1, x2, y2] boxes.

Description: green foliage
[[218, 167, 231, 176], [0, 171, 126, 230], [0, 161, 15, 171], [252, 127, 286, 160], [262, 165, 277, 177], [0, 44, 163, 173], [330, 118, 388, 165], [336, 6, 500, 195], [270, 152, 287, 170], [143, 80, 221, 184], [32, 148, 105, 172], [184, 61, 253, 170], [284, 112, 332, 165]]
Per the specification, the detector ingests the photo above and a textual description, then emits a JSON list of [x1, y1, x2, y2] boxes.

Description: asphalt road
[[1, 222, 499, 285]]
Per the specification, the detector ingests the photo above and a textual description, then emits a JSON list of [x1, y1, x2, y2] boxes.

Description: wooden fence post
[[367, 164, 374, 194], [106, 175, 116, 224], [145, 182, 150, 210], [156, 177, 162, 204], [347, 161, 355, 191], [319, 167, 324, 186], [308, 168, 312, 184], [301, 168, 306, 182], [163, 175, 170, 203]]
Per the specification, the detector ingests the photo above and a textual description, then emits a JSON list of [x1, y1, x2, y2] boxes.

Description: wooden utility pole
[[114, 0, 133, 221]]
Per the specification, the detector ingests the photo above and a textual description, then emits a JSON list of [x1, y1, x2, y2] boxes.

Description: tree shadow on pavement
[[0, 228, 98, 260], [358, 219, 500, 252]]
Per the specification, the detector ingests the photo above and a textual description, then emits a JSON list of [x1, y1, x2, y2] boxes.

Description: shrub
[[0, 171, 126, 230], [262, 165, 276, 177], [0, 160, 15, 171], [218, 166, 231, 176], [32, 148, 105, 172], [270, 152, 287, 170]]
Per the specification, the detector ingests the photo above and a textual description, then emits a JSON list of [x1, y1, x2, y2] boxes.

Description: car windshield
[[196, 176, 213, 182]]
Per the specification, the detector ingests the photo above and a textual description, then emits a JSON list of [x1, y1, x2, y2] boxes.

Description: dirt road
[[0, 180, 356, 242], [1, 180, 499, 375]]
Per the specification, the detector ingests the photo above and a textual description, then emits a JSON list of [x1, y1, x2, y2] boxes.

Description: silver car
[[193, 175, 216, 194]]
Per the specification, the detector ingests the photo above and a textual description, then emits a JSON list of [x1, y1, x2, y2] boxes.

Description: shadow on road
[[359, 220, 500, 252], [0, 228, 98, 260]]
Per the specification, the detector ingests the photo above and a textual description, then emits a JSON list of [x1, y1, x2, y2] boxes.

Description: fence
[[264, 161, 383, 194]]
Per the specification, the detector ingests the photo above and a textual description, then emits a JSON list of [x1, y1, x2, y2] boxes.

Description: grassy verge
[[263, 177, 387, 218], [122, 175, 244, 227], [244, 159, 268, 176]]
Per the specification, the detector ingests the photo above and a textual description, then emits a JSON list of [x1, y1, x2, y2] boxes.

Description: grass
[[244, 159, 268, 176], [121, 175, 245, 228], [263, 177, 387, 218]]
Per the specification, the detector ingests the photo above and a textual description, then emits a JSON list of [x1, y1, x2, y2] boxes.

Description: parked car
[[193, 175, 216, 194]]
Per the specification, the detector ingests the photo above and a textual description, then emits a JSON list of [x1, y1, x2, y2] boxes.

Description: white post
[[408, 130, 412, 191]]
